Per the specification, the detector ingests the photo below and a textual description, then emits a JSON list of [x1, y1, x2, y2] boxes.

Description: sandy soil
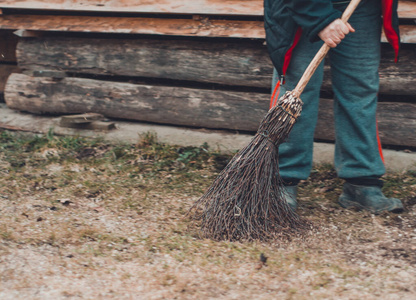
[[1, 133, 416, 299]]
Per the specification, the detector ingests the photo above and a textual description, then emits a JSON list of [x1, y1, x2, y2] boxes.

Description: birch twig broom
[[188, 0, 361, 241]]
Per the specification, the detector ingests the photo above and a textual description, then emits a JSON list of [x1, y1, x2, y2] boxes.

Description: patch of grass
[[312, 271, 334, 289], [1, 129, 416, 298], [0, 225, 15, 242], [382, 172, 416, 200]]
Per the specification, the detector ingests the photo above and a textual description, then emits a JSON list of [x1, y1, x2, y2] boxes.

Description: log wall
[[0, 0, 414, 17], [1, 0, 416, 147], [6, 73, 416, 148], [15, 37, 416, 96]]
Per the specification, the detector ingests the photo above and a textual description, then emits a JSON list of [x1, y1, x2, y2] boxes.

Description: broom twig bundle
[[189, 0, 361, 241], [189, 92, 305, 241]]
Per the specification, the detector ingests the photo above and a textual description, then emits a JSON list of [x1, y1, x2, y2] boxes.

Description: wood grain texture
[[0, 15, 265, 39], [1, 14, 415, 43], [0, 0, 414, 18], [0, 0, 265, 16], [5, 73, 269, 131], [0, 64, 20, 92], [16, 37, 416, 95], [16, 37, 272, 87], [5, 73, 416, 147], [398, 0, 416, 19]]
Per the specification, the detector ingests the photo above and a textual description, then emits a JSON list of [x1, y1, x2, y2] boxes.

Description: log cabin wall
[[0, 0, 415, 147]]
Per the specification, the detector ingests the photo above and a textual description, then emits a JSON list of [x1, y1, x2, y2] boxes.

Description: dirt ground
[[0, 130, 416, 300]]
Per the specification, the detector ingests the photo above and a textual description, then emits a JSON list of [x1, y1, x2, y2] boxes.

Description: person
[[263, 0, 404, 214]]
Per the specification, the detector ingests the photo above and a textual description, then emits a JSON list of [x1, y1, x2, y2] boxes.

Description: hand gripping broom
[[189, 0, 361, 241]]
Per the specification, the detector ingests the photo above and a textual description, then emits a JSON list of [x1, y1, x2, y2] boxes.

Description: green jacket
[[264, 0, 400, 77]]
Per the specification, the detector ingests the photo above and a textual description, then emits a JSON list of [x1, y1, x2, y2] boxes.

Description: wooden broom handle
[[292, 0, 362, 98]]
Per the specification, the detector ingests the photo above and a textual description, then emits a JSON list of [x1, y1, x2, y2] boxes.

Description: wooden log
[[0, 15, 265, 39], [0, 14, 415, 42], [5, 73, 416, 147], [16, 37, 272, 88], [13, 29, 44, 38], [377, 102, 416, 147], [0, 0, 414, 18], [0, 64, 19, 93], [399, 0, 416, 19], [60, 113, 104, 125], [5, 73, 269, 131], [59, 113, 116, 130], [0, 0, 265, 16], [16, 37, 416, 95]]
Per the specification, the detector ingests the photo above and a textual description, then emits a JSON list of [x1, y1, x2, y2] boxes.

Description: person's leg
[[272, 35, 325, 211], [272, 35, 325, 185], [330, 0, 385, 180], [330, 0, 403, 213]]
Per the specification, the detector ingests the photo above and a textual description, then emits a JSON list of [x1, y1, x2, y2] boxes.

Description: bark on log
[[0, 64, 19, 93], [17, 37, 272, 88], [16, 37, 416, 96], [0, 0, 266, 16], [398, 0, 416, 19], [5, 73, 416, 147], [0, 0, 414, 18], [5, 73, 269, 131], [0, 14, 266, 39], [0, 15, 415, 42]]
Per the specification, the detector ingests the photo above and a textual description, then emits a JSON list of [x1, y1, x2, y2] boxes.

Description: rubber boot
[[339, 182, 404, 214], [283, 185, 298, 211]]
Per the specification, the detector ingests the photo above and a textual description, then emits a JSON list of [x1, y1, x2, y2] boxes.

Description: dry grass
[[0, 129, 416, 299]]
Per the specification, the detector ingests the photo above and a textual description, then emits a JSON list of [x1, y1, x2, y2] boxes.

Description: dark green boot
[[283, 185, 298, 211], [339, 182, 404, 214]]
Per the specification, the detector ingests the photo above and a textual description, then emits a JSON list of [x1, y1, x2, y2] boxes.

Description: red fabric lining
[[269, 79, 281, 109], [282, 27, 303, 78], [376, 117, 385, 164], [270, 4, 395, 162], [382, 0, 399, 62], [269, 27, 303, 109]]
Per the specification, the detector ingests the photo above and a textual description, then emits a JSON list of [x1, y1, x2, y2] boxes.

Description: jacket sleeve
[[283, 0, 342, 42]]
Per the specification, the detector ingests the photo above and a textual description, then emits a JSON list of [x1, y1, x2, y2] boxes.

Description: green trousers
[[272, 0, 386, 183]]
